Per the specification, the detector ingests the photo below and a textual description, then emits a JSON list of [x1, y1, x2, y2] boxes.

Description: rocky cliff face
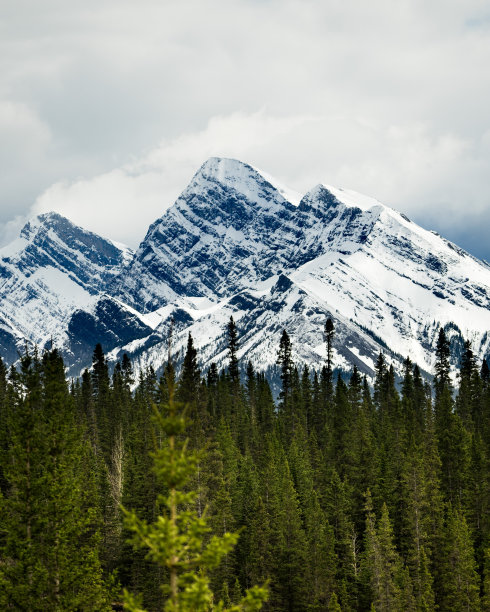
[[0, 212, 133, 355]]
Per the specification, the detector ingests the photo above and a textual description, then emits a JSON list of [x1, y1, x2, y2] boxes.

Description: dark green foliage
[[228, 316, 240, 387], [439, 505, 481, 611], [0, 349, 112, 610], [276, 330, 293, 404], [122, 369, 267, 612], [177, 332, 201, 406], [0, 320, 488, 610]]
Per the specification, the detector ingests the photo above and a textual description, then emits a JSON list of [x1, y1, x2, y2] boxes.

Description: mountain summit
[[0, 212, 132, 359]]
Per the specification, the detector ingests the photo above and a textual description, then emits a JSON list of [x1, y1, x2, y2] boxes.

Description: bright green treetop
[[122, 371, 268, 612]]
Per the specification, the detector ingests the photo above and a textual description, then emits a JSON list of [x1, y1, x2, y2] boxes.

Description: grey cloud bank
[[1, 0, 490, 261]]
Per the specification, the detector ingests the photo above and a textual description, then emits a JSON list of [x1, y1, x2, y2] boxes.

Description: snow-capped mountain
[[114, 158, 302, 310], [0, 212, 134, 362], [1, 158, 489, 380], [108, 158, 490, 379]]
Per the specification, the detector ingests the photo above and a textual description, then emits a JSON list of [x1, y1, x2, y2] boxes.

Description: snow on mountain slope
[[107, 273, 392, 387], [290, 185, 490, 373], [0, 212, 133, 351]]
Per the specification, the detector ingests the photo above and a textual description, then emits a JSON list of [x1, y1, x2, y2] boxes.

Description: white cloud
[[0, 101, 51, 156], [1, 0, 490, 259], [29, 107, 489, 256], [31, 111, 314, 246]]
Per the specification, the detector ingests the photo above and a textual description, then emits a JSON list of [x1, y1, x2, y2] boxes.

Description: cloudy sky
[[1, 0, 490, 260]]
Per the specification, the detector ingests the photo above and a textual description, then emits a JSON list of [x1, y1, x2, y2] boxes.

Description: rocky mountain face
[[1, 159, 489, 380], [0, 212, 135, 363]]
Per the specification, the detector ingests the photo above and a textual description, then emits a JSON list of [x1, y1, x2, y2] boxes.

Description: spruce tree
[[227, 316, 240, 387], [434, 328, 452, 401], [440, 505, 481, 611], [288, 430, 337, 607], [399, 440, 436, 610], [177, 333, 201, 406], [362, 496, 412, 612], [324, 317, 335, 410], [433, 329, 471, 506], [456, 340, 481, 431], [276, 330, 294, 440]]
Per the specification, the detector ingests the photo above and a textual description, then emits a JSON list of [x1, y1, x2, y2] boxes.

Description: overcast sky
[[1, 0, 490, 261]]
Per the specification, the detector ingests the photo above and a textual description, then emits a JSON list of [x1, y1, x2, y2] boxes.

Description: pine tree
[[327, 592, 342, 611], [300, 365, 312, 435], [91, 342, 113, 463], [440, 505, 481, 611], [259, 434, 308, 611], [276, 330, 294, 440], [433, 329, 471, 506], [324, 469, 359, 611], [177, 333, 201, 406], [288, 430, 337, 607], [362, 496, 412, 612], [227, 316, 240, 388], [434, 328, 452, 401], [399, 440, 436, 610], [324, 317, 335, 409], [330, 374, 355, 479], [456, 340, 481, 431], [277, 330, 293, 405], [119, 365, 162, 608]]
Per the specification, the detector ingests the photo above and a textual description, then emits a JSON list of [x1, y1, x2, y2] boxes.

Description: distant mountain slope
[[0, 212, 133, 355]]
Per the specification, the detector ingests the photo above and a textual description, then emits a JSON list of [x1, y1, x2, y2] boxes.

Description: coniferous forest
[[1, 319, 489, 611]]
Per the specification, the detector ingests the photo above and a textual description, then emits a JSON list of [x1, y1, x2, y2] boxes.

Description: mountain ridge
[[0, 157, 488, 380]]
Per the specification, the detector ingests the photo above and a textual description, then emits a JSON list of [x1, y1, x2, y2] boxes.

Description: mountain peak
[[320, 184, 386, 212], [187, 157, 300, 209], [20, 211, 81, 241], [1, 158, 490, 380], [1, 210, 132, 279], [192, 157, 263, 192]]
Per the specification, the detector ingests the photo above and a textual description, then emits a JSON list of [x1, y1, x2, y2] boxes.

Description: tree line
[[0, 319, 489, 611]]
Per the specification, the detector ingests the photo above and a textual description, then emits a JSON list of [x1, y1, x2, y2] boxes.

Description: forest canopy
[[0, 321, 489, 611]]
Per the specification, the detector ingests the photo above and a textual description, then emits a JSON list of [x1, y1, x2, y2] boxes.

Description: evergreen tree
[[330, 374, 354, 480], [433, 329, 471, 506], [327, 592, 342, 611], [440, 505, 481, 611], [434, 328, 452, 401], [362, 496, 413, 612], [276, 330, 294, 440], [324, 317, 335, 410], [399, 440, 437, 610], [288, 430, 337, 608], [228, 316, 240, 387], [178, 333, 201, 403], [91, 342, 113, 462], [324, 469, 359, 611], [277, 330, 293, 405], [456, 340, 480, 431]]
